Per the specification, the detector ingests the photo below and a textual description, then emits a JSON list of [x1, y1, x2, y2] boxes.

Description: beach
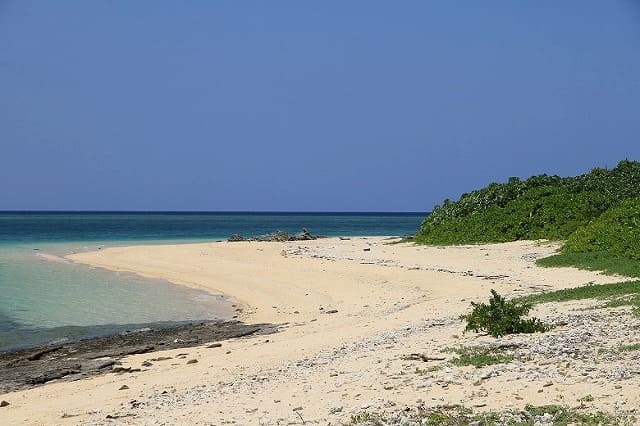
[[1, 237, 638, 424]]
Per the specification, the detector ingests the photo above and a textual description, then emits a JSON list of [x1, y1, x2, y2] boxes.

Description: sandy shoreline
[[1, 237, 638, 424]]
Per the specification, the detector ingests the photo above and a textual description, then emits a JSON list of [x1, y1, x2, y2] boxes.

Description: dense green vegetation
[[415, 159, 640, 277], [562, 197, 640, 260], [415, 159, 640, 245]]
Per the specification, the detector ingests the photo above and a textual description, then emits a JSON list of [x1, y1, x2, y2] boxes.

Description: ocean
[[0, 212, 425, 351]]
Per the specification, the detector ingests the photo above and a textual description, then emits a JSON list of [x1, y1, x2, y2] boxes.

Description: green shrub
[[460, 290, 547, 337]]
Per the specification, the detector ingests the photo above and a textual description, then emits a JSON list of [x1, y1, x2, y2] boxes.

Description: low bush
[[460, 289, 547, 337]]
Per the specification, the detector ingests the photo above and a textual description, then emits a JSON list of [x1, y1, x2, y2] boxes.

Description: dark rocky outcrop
[[227, 228, 318, 242], [0, 320, 278, 393], [293, 228, 315, 241]]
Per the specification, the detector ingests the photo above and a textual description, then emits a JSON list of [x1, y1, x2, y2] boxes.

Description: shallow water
[[0, 242, 234, 350], [0, 212, 425, 350]]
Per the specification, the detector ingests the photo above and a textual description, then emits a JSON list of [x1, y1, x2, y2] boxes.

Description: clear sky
[[2, 1, 639, 211]]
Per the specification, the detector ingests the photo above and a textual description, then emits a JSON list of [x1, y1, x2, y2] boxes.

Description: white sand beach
[[1, 237, 638, 424]]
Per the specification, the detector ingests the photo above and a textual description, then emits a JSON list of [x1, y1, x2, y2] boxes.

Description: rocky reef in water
[[228, 228, 318, 242]]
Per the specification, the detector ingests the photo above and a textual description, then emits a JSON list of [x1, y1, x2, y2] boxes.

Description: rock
[[252, 231, 291, 242], [96, 359, 116, 369], [293, 406, 303, 411], [230, 229, 317, 242], [206, 343, 222, 348], [141, 361, 153, 367], [0, 400, 9, 407], [27, 365, 82, 384], [293, 228, 315, 241], [324, 309, 338, 314], [329, 405, 343, 414], [111, 366, 141, 374], [186, 359, 198, 364], [149, 356, 172, 361], [118, 385, 129, 390], [26, 346, 62, 361]]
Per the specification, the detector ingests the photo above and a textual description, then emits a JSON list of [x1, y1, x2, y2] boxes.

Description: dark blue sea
[[0, 212, 424, 351]]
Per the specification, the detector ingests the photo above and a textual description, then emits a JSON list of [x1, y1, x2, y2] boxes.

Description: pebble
[[0, 400, 9, 407], [329, 405, 343, 414]]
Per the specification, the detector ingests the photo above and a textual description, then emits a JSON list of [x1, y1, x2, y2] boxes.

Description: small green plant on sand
[[414, 365, 442, 375], [460, 289, 548, 337], [578, 394, 594, 403], [350, 411, 380, 425]]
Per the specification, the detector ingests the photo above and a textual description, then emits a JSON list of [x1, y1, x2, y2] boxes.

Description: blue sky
[[2, 1, 639, 211]]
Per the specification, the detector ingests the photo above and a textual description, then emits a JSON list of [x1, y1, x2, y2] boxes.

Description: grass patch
[[442, 346, 515, 368], [415, 365, 442, 375], [537, 252, 640, 278], [603, 295, 640, 309], [519, 281, 640, 305], [599, 343, 640, 354], [523, 404, 624, 426], [618, 343, 640, 352]]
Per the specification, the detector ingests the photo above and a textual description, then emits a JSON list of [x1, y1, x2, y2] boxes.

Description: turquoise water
[[0, 212, 425, 350]]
